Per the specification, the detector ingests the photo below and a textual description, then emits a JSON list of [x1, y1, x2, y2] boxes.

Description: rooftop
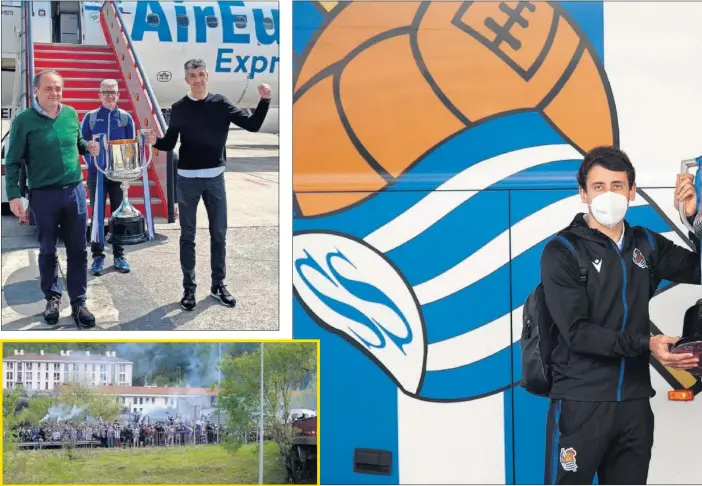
[[86, 386, 217, 396], [3, 350, 132, 363]]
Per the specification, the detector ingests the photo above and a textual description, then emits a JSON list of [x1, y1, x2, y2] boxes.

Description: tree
[[54, 384, 122, 423], [218, 342, 317, 457]]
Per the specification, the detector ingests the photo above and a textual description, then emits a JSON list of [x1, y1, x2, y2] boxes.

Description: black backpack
[[519, 226, 657, 397]]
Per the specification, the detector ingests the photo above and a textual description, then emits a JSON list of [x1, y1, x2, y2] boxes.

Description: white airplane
[[1, 1, 279, 130], [1, 0, 279, 209]]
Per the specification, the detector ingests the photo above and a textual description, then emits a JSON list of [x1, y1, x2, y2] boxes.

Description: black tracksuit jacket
[[541, 213, 700, 402]]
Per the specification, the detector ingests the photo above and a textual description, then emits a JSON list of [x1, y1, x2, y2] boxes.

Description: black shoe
[[211, 284, 236, 307], [72, 306, 96, 328], [43, 296, 61, 325], [181, 289, 196, 311]]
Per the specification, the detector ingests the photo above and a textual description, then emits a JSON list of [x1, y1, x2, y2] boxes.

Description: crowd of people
[[15, 418, 226, 449]]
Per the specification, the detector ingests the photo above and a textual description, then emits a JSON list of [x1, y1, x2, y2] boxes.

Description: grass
[[3, 441, 288, 484]]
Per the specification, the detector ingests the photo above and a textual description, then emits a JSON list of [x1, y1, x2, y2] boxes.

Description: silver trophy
[[91, 129, 153, 245], [672, 157, 702, 376]]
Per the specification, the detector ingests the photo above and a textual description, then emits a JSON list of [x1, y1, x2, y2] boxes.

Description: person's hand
[[87, 141, 100, 157], [9, 198, 25, 220], [650, 334, 699, 369], [674, 173, 697, 217], [144, 129, 157, 146], [10, 198, 28, 224], [258, 83, 272, 100]]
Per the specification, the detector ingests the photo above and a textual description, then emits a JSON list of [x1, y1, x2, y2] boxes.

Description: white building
[[2, 349, 133, 391], [92, 386, 217, 420]]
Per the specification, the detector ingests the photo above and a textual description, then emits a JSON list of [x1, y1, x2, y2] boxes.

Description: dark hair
[[184, 58, 207, 73], [33, 70, 63, 89], [577, 145, 636, 190]]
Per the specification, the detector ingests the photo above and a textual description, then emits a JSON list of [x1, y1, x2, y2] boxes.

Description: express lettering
[[131, 1, 279, 45], [215, 49, 278, 79]]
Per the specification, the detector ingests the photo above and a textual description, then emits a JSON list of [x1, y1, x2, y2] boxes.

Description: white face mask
[[589, 191, 629, 228]]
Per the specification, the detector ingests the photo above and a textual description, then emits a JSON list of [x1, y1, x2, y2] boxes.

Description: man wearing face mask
[[540, 146, 700, 485]]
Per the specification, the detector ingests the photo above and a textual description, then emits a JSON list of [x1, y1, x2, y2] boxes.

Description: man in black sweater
[[541, 146, 700, 484], [147, 58, 271, 310]]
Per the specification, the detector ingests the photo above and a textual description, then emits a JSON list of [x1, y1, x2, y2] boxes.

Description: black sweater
[[541, 214, 700, 402], [153, 94, 270, 170]]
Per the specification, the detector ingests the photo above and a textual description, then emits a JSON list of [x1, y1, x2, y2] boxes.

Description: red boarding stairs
[[29, 2, 170, 224]]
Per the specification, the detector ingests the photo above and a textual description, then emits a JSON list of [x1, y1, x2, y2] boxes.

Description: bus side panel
[[293, 298, 400, 484]]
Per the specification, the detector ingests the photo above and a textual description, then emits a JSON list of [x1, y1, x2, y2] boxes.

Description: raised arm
[[225, 96, 270, 132]]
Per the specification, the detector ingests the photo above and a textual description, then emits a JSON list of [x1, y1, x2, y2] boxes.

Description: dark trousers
[[29, 182, 88, 307], [177, 173, 227, 291], [87, 172, 124, 258], [544, 398, 654, 485]]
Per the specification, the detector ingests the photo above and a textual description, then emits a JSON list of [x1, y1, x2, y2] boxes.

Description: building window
[[7, 362, 13, 370], [26, 363, 32, 371]]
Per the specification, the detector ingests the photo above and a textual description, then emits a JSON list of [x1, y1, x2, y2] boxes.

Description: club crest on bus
[[293, 231, 426, 395]]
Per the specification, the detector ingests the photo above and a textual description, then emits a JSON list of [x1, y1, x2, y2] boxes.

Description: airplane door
[[54, 1, 80, 44], [60, 14, 79, 43]]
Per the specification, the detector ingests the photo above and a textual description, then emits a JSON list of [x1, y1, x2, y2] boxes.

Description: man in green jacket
[[5, 69, 100, 328]]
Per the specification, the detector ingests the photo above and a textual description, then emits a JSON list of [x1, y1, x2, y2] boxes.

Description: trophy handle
[[679, 158, 699, 234], [91, 134, 110, 178], [139, 129, 154, 176]]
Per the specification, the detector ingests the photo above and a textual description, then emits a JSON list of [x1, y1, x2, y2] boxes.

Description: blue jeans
[[29, 182, 88, 307], [177, 174, 227, 290]]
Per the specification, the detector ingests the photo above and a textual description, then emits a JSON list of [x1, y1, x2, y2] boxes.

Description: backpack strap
[[555, 232, 589, 285], [117, 108, 129, 128], [88, 109, 98, 131]]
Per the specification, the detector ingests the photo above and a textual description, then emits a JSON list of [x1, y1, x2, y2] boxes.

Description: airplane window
[[234, 15, 246, 29], [263, 17, 274, 30], [176, 15, 189, 27], [146, 13, 159, 27], [205, 16, 218, 28]]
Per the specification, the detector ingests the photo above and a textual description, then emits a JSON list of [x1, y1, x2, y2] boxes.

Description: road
[[1, 126, 279, 331]]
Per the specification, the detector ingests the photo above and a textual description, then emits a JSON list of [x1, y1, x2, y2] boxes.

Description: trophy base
[[105, 214, 150, 246], [671, 339, 702, 377]]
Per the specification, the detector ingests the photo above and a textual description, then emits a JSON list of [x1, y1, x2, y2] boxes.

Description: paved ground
[[1, 127, 279, 331]]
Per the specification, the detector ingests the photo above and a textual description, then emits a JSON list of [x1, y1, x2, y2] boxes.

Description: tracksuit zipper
[[611, 241, 628, 401]]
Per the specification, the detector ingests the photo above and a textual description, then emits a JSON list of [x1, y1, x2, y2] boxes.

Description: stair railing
[[99, 0, 171, 223]]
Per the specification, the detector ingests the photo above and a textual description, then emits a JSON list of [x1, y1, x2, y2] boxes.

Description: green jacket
[[4, 104, 89, 200]]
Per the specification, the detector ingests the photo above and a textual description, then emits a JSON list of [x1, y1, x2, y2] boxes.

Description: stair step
[[42, 66, 122, 76], [34, 43, 112, 52], [61, 78, 119, 89], [63, 97, 130, 104], [36, 59, 119, 70], [34, 50, 115, 61], [79, 174, 156, 187], [61, 88, 129, 99], [87, 198, 163, 207], [68, 100, 121, 111], [42, 68, 121, 79]]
